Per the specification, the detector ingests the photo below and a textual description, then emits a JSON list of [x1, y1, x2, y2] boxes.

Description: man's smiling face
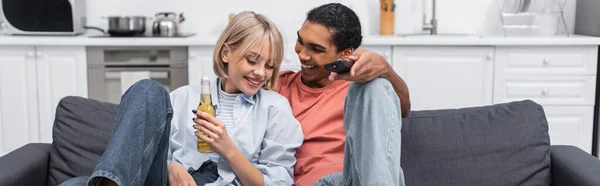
[[294, 21, 348, 88]]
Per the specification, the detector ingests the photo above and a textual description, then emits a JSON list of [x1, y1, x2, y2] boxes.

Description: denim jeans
[[188, 161, 220, 185], [60, 79, 173, 186], [312, 78, 405, 186]]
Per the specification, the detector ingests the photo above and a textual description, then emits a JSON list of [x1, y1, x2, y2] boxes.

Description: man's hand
[[328, 49, 391, 82], [329, 48, 411, 118], [168, 162, 196, 186]]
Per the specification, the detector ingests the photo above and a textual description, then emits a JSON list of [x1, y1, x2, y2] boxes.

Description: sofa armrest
[[551, 145, 600, 186], [0, 143, 52, 186]]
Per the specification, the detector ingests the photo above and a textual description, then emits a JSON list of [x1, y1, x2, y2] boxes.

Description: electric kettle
[[152, 12, 185, 36]]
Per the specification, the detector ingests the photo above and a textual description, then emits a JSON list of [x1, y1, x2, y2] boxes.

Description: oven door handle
[[105, 71, 170, 79], [104, 64, 170, 68], [89, 64, 187, 68]]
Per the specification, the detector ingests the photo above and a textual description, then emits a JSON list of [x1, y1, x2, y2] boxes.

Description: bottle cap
[[201, 76, 210, 94]]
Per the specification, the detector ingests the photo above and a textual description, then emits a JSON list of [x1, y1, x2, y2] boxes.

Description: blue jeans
[[313, 78, 405, 186], [60, 79, 173, 186]]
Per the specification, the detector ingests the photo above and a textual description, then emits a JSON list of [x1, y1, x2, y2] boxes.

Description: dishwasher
[[87, 46, 188, 104]]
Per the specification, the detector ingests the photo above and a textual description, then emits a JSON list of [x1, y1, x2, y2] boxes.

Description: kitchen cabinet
[[0, 37, 597, 156], [393, 46, 494, 110], [188, 46, 217, 87], [35, 46, 88, 143], [494, 46, 598, 153], [0, 46, 87, 155], [361, 45, 393, 63], [0, 46, 39, 156]]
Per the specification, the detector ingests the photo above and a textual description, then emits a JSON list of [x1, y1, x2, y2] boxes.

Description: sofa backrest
[[401, 100, 551, 186], [47, 96, 118, 186], [46, 97, 552, 186]]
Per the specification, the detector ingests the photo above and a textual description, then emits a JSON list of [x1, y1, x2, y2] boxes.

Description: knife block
[[380, 0, 395, 35]]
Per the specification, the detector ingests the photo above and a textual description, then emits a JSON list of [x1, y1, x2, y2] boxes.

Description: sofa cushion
[[47, 96, 118, 186], [401, 100, 551, 186]]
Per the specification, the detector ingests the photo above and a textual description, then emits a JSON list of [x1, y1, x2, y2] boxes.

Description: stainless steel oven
[[87, 46, 188, 104]]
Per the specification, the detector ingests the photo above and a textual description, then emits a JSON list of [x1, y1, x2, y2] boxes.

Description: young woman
[[60, 11, 304, 186]]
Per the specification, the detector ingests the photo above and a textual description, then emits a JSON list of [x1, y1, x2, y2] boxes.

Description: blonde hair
[[213, 11, 284, 90]]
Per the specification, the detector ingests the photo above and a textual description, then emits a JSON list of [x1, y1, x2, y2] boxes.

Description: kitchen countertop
[[2, 33, 600, 46], [363, 34, 600, 46]]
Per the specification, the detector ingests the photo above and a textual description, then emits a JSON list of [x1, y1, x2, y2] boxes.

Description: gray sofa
[[1, 96, 600, 186]]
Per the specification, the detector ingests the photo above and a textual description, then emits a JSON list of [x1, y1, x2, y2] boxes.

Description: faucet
[[422, 0, 437, 35]]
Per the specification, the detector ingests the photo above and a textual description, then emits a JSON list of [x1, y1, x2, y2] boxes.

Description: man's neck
[[301, 77, 335, 88]]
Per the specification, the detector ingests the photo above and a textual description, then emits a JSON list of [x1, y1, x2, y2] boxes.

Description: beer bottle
[[197, 76, 215, 153]]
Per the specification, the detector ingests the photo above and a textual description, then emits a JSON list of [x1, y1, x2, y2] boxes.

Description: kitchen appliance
[[85, 16, 153, 37], [152, 12, 185, 37], [0, 0, 86, 35], [87, 46, 188, 104], [575, 0, 600, 158], [104, 16, 150, 36], [575, 0, 600, 37]]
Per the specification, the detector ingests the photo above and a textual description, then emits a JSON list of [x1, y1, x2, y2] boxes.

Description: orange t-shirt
[[275, 71, 351, 186]]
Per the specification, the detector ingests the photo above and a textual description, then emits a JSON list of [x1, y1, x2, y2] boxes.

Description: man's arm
[[380, 65, 411, 118], [331, 48, 411, 117], [354, 48, 410, 118]]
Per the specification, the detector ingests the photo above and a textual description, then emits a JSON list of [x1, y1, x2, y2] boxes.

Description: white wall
[[85, 0, 577, 39]]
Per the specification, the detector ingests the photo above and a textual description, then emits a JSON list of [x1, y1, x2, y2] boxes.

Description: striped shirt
[[217, 85, 238, 132], [207, 85, 239, 162]]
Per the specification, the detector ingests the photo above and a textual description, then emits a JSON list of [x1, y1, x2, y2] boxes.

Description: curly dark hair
[[306, 3, 363, 53]]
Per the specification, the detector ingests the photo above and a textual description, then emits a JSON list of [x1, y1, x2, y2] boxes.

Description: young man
[[275, 3, 410, 186]]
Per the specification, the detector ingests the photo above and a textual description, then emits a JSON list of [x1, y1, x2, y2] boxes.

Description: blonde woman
[[60, 11, 303, 186]]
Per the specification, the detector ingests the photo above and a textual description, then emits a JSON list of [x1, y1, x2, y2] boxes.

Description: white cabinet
[[35, 46, 88, 143], [0, 46, 87, 155], [494, 46, 598, 153], [188, 46, 217, 87], [393, 46, 494, 110], [543, 106, 594, 154], [0, 47, 39, 156], [361, 45, 393, 63]]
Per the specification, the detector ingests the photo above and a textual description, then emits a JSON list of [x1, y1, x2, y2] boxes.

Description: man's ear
[[339, 48, 354, 58], [221, 44, 231, 63]]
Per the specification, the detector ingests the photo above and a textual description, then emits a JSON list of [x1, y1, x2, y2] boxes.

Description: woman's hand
[[193, 110, 236, 159], [168, 162, 196, 186]]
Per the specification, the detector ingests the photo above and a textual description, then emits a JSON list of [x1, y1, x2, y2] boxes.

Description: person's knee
[[131, 79, 164, 91], [348, 78, 394, 99], [127, 79, 168, 97]]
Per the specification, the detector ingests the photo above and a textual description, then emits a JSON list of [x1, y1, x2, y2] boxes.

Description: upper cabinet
[[393, 46, 495, 110]]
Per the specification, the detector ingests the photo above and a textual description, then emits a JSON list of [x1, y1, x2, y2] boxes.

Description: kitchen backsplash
[[85, 0, 577, 38]]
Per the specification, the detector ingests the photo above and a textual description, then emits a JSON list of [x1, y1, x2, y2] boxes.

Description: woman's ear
[[221, 44, 231, 63]]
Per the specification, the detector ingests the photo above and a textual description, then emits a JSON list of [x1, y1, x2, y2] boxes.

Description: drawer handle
[[188, 53, 197, 59], [25, 52, 34, 59], [541, 88, 550, 96], [383, 51, 391, 62], [542, 58, 550, 66], [486, 53, 493, 61]]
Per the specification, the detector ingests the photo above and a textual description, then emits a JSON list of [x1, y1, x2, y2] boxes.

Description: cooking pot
[[152, 12, 185, 36], [102, 16, 150, 36]]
